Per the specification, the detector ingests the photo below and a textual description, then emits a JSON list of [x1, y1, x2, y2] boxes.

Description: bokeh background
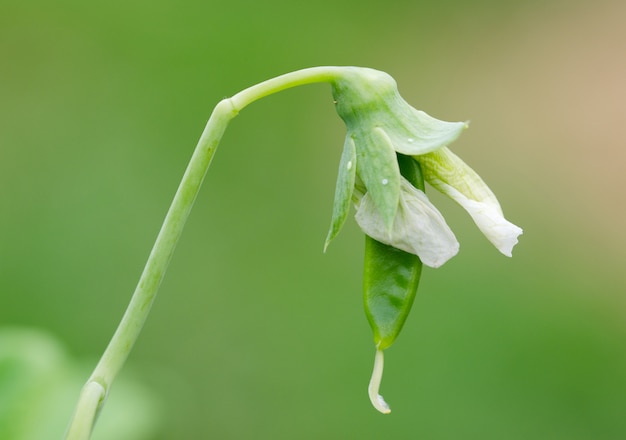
[[1, 0, 625, 438]]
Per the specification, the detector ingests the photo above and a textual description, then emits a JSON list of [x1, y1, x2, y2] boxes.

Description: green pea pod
[[363, 153, 424, 350], [363, 237, 422, 350]]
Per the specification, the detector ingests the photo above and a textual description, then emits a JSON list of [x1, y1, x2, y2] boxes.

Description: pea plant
[[64, 66, 522, 438]]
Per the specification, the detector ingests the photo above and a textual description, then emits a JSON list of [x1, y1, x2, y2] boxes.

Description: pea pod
[[363, 153, 424, 413], [363, 236, 422, 350]]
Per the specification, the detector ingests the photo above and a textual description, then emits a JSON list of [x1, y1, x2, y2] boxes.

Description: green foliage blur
[[1, 0, 625, 438]]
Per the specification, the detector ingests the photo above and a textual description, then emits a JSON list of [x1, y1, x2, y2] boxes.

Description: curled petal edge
[[431, 182, 523, 257]]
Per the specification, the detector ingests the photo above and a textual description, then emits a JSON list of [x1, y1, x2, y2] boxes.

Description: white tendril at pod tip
[[368, 349, 391, 414]]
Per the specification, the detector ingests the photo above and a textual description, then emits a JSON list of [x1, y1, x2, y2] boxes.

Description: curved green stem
[[65, 66, 347, 440], [231, 66, 343, 109]]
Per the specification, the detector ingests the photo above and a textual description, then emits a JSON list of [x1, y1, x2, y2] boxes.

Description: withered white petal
[[432, 182, 522, 257], [355, 177, 459, 268], [419, 147, 523, 256]]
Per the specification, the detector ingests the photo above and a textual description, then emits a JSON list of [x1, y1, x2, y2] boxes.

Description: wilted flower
[[325, 67, 522, 265]]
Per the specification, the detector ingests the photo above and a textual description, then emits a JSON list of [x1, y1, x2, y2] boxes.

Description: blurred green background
[[1, 0, 625, 438]]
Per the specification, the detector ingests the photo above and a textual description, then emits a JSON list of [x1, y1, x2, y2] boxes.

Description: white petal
[[434, 183, 522, 257], [355, 177, 459, 268], [419, 148, 523, 256]]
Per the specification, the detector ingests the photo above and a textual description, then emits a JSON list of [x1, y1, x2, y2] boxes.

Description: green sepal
[[355, 127, 401, 232], [324, 136, 357, 251]]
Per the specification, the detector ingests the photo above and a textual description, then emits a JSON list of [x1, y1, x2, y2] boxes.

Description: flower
[[324, 67, 522, 265]]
